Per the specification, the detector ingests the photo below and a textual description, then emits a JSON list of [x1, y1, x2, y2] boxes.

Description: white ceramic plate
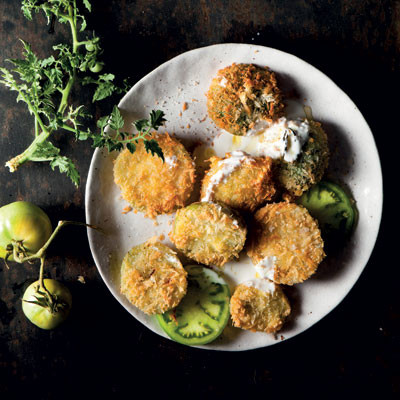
[[85, 43, 382, 351]]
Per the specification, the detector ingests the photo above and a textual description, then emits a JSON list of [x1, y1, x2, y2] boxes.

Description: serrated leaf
[[97, 115, 109, 129], [149, 109, 166, 130], [144, 139, 164, 161], [30, 141, 60, 161], [92, 81, 115, 102], [134, 118, 149, 132], [109, 106, 124, 130], [21, 5, 32, 20], [50, 156, 80, 187], [41, 56, 55, 67], [126, 142, 136, 154]]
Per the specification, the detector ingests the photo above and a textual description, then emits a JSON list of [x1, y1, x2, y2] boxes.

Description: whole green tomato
[[22, 279, 72, 330], [0, 201, 52, 260]]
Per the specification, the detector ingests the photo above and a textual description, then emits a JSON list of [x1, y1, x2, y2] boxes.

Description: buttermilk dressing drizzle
[[254, 256, 277, 281], [231, 117, 310, 162], [201, 151, 251, 202], [257, 117, 310, 162], [243, 279, 276, 294]]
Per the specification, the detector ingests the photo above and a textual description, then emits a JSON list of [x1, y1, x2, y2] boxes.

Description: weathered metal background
[[0, 0, 397, 398]]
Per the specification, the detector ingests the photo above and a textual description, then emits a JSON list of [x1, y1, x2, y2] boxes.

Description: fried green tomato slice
[[120, 241, 187, 315], [114, 132, 195, 218], [169, 202, 247, 267], [247, 202, 325, 285], [230, 280, 291, 333], [277, 120, 329, 197], [157, 265, 230, 346], [206, 63, 285, 136], [200, 151, 276, 212]]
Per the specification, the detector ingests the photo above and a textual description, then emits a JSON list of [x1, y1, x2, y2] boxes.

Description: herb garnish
[[0, 0, 164, 186]]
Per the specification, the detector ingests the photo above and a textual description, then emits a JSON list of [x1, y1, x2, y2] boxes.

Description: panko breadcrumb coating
[[120, 241, 187, 315], [169, 201, 247, 267], [277, 120, 329, 197], [200, 150, 275, 212], [206, 63, 285, 136], [114, 133, 195, 218], [247, 202, 325, 285], [230, 280, 291, 333]]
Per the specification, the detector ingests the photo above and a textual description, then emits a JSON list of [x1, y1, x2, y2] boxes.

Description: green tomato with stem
[[22, 279, 72, 330], [0, 201, 52, 261]]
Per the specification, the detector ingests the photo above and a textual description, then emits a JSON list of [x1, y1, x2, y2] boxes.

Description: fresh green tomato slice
[[0, 201, 52, 260], [22, 279, 72, 330], [157, 265, 230, 346], [297, 180, 357, 236]]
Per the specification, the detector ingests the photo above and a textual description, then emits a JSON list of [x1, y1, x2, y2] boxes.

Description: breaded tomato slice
[[230, 280, 291, 333], [120, 241, 187, 315], [169, 202, 247, 267], [200, 150, 275, 212], [206, 63, 284, 136], [114, 133, 195, 218], [247, 202, 325, 285], [278, 120, 329, 197]]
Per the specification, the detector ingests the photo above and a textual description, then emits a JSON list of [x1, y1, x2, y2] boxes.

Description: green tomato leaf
[[83, 0, 92, 12], [96, 115, 109, 130], [109, 106, 124, 130], [50, 156, 80, 187], [30, 141, 60, 161], [144, 139, 164, 161], [126, 142, 136, 154], [134, 118, 150, 132], [149, 109, 166, 130]]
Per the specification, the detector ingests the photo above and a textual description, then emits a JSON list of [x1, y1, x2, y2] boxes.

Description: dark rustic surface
[[0, 1, 397, 398]]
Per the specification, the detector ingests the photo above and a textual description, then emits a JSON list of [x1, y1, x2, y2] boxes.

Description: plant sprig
[[0, 0, 164, 187], [94, 107, 165, 160]]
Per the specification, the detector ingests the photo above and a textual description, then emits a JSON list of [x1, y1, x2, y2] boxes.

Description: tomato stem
[[38, 257, 46, 290], [7, 221, 96, 264]]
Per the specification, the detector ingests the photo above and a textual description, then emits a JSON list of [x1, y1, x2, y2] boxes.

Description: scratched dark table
[[0, 1, 397, 398]]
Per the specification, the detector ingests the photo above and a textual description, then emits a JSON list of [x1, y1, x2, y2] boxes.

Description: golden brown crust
[[247, 202, 325, 285], [169, 202, 247, 267], [206, 63, 285, 136], [230, 283, 291, 333], [200, 152, 276, 212], [120, 241, 187, 315], [113, 133, 195, 218]]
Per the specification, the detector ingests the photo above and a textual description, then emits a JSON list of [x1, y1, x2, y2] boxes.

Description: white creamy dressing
[[257, 118, 310, 162], [243, 278, 276, 294], [165, 155, 178, 169], [245, 119, 270, 136], [254, 256, 277, 281], [201, 150, 251, 202], [230, 117, 310, 162]]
